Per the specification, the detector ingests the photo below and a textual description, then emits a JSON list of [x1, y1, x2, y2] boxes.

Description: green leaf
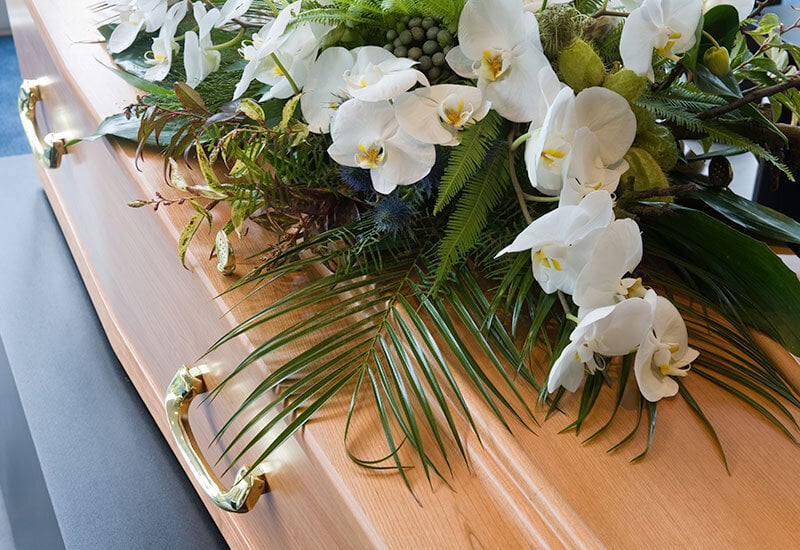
[[641, 206, 800, 355], [175, 82, 209, 113], [702, 5, 739, 50], [434, 111, 504, 214], [692, 64, 743, 98], [87, 113, 187, 145], [99, 62, 175, 95], [435, 149, 511, 289], [178, 201, 212, 267], [685, 188, 800, 244], [97, 24, 156, 80]]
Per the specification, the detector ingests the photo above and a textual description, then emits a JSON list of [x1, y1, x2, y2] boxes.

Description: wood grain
[[10, 0, 800, 547]]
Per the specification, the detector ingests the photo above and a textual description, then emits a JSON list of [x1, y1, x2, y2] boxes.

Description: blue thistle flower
[[340, 166, 374, 195], [415, 147, 449, 199], [374, 196, 414, 234]]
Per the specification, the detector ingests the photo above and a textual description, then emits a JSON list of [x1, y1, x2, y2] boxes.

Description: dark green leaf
[[641, 206, 800, 355], [685, 188, 800, 244]]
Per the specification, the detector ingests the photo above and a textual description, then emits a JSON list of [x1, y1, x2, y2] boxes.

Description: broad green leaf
[[685, 188, 800, 244], [702, 5, 739, 50], [642, 206, 800, 355], [100, 62, 174, 95], [86, 113, 186, 145], [692, 64, 743, 98], [97, 24, 155, 79]]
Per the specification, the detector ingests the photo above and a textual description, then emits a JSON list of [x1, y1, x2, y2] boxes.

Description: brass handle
[[18, 79, 67, 169], [165, 366, 268, 513]]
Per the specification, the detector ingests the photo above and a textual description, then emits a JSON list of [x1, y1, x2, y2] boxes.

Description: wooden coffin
[[10, 0, 800, 547]]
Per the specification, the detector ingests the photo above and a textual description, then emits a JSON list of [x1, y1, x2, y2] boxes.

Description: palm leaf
[[208, 219, 535, 481]]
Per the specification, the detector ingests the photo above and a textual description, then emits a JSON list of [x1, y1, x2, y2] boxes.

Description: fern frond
[[434, 111, 505, 214], [434, 145, 512, 290]]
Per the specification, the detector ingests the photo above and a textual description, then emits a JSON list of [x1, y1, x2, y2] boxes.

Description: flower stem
[[701, 30, 721, 49], [523, 193, 560, 203], [558, 291, 574, 318], [566, 313, 580, 324], [271, 53, 300, 94], [209, 28, 246, 51], [510, 132, 532, 151], [508, 130, 533, 225]]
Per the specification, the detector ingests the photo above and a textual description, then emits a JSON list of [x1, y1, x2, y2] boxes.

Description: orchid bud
[[703, 46, 731, 77]]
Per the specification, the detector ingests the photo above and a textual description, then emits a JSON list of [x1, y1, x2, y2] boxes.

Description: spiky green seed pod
[[631, 104, 656, 135], [558, 38, 605, 91], [603, 69, 647, 103], [633, 125, 679, 172], [622, 147, 672, 202], [537, 5, 587, 60]]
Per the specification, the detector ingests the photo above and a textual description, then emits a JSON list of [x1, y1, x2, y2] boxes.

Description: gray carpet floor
[[0, 23, 24, 550]]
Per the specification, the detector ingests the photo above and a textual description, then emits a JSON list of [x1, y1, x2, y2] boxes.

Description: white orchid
[[327, 99, 436, 195], [445, 0, 553, 122], [344, 47, 428, 103], [559, 128, 632, 205], [216, 0, 252, 27], [233, 1, 328, 100], [523, 0, 572, 13], [526, 86, 636, 197], [301, 47, 356, 133], [393, 84, 490, 146], [634, 295, 697, 401], [183, 2, 224, 87], [253, 24, 320, 101], [619, 0, 703, 80], [496, 190, 615, 295], [703, 0, 753, 20], [573, 218, 645, 316], [548, 293, 656, 393], [108, 0, 169, 54], [143, 1, 187, 82]]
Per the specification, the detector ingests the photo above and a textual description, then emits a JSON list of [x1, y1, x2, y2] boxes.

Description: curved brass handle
[[165, 366, 268, 513], [18, 79, 67, 169]]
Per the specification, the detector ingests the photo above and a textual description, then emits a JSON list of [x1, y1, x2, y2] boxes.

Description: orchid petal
[[371, 130, 436, 194], [301, 47, 355, 133], [548, 341, 587, 393], [457, 0, 529, 59]]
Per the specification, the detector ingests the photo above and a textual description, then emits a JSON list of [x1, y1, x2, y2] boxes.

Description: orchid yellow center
[[480, 50, 505, 81], [656, 32, 682, 59], [534, 249, 562, 271], [540, 148, 566, 165], [438, 94, 474, 129], [355, 141, 385, 169], [273, 64, 285, 77]]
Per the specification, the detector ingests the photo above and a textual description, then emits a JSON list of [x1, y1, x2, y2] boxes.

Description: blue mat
[[0, 36, 29, 157]]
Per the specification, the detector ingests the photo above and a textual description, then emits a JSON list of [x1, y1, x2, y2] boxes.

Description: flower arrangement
[[100, 0, 800, 483]]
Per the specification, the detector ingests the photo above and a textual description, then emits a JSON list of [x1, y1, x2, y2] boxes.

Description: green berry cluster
[[383, 16, 454, 82]]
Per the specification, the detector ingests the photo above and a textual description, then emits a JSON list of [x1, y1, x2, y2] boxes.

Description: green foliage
[[205, 219, 532, 488], [641, 206, 800, 356], [434, 146, 512, 290], [434, 111, 505, 214], [637, 84, 793, 178]]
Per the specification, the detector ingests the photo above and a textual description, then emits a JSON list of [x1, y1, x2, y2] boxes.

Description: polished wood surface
[[10, 1, 800, 547]]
